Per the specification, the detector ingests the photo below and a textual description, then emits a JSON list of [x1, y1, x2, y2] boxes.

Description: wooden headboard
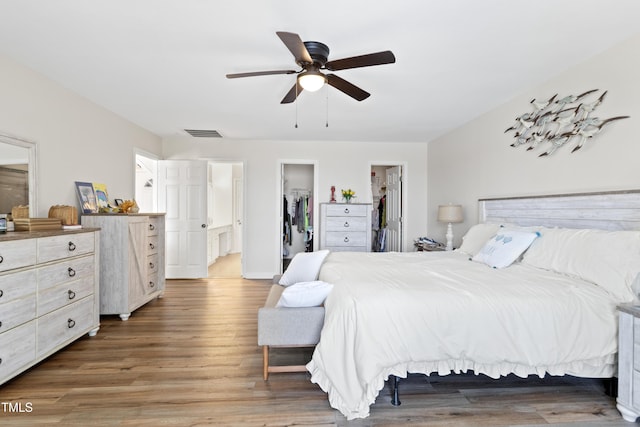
[[479, 190, 640, 231]]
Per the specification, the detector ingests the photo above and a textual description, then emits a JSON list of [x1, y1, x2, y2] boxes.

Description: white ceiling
[[1, 0, 639, 143]]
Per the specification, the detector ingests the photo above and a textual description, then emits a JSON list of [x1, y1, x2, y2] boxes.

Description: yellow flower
[[341, 189, 356, 199]]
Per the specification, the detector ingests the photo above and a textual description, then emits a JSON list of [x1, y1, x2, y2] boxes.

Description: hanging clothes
[[283, 196, 292, 245]]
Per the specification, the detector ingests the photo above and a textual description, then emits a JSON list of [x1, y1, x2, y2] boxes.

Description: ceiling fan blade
[[276, 31, 313, 65], [325, 50, 396, 71], [280, 81, 304, 104], [326, 74, 370, 101], [226, 69, 297, 79]]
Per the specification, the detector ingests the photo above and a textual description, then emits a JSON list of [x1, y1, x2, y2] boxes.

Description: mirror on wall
[[0, 133, 37, 217]]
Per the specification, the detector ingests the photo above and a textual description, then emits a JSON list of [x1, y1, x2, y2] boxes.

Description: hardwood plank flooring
[[0, 254, 631, 426]]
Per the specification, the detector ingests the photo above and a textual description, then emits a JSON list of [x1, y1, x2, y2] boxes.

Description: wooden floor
[[0, 254, 632, 426]]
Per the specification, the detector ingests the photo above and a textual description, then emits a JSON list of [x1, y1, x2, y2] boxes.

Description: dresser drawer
[[324, 204, 368, 217], [0, 269, 37, 304], [0, 270, 37, 331], [38, 232, 95, 263], [147, 253, 159, 276], [0, 321, 36, 382], [325, 232, 368, 247], [148, 272, 160, 293], [0, 239, 37, 272], [38, 255, 95, 292], [147, 236, 159, 255], [0, 293, 36, 333], [37, 275, 94, 316], [324, 216, 368, 232], [148, 217, 160, 236], [37, 297, 94, 357]]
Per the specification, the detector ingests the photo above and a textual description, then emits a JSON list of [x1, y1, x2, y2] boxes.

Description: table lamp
[[437, 204, 463, 251]]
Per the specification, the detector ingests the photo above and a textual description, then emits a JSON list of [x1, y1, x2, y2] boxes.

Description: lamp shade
[[437, 204, 463, 223]]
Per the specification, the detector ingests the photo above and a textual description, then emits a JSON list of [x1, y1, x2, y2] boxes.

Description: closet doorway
[[370, 163, 405, 252], [278, 161, 318, 273]]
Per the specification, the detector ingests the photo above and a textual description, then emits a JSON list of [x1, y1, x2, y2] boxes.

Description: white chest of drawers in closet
[[0, 229, 100, 385], [81, 213, 165, 321], [320, 203, 372, 252]]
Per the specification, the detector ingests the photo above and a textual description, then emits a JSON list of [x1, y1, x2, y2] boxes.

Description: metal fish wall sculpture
[[505, 89, 629, 157]]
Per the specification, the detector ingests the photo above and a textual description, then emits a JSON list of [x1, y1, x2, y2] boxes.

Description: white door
[[158, 160, 208, 279], [385, 166, 403, 252]]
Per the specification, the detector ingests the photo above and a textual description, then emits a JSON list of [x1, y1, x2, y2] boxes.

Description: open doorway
[[135, 150, 158, 213], [278, 161, 318, 274], [207, 161, 244, 278], [370, 163, 405, 252]]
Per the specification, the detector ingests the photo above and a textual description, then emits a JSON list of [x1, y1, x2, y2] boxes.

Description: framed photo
[[75, 181, 98, 214], [92, 182, 109, 209], [114, 198, 124, 207]]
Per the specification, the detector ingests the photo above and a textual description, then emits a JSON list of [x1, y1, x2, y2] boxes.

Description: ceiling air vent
[[184, 129, 223, 138]]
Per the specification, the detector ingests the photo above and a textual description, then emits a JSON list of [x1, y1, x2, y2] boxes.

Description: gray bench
[[257, 276, 325, 380]]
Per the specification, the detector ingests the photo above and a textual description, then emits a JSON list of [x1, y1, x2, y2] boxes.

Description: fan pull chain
[[325, 84, 329, 128], [294, 82, 299, 128]]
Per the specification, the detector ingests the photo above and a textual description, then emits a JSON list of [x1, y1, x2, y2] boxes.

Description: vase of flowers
[[341, 188, 356, 203]]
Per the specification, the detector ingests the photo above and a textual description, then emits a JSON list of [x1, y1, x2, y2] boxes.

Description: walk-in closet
[[281, 163, 315, 271]]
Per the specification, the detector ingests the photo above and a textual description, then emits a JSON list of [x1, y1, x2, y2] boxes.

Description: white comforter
[[307, 251, 620, 419]]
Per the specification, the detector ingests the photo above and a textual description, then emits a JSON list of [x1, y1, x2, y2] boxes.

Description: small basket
[[11, 205, 29, 219], [48, 205, 78, 225]]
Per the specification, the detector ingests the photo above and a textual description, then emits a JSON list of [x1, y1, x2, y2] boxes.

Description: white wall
[[0, 54, 162, 216], [162, 138, 429, 278], [427, 33, 640, 247]]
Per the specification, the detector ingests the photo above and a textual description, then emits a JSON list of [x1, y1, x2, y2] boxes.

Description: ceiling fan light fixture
[[298, 70, 326, 92]]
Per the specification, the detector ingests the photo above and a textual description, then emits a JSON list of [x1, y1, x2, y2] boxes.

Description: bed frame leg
[[604, 377, 618, 398], [390, 375, 401, 406]]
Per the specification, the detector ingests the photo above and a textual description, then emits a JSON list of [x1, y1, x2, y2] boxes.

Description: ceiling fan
[[226, 31, 396, 104]]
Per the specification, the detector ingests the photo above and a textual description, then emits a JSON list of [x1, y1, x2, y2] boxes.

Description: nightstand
[[616, 303, 640, 422]]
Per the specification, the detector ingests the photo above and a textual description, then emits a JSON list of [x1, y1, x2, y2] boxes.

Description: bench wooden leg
[[263, 346, 269, 380]]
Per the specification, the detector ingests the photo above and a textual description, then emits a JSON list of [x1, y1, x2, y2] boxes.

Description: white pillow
[[276, 280, 334, 307], [522, 228, 640, 301], [472, 230, 539, 269], [279, 250, 330, 286], [456, 223, 502, 256]]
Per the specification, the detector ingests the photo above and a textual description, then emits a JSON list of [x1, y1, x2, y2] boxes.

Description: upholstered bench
[[257, 276, 325, 380]]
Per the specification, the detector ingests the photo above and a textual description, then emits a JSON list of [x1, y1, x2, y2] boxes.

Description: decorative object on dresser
[[437, 203, 463, 251], [0, 228, 100, 385], [48, 204, 78, 225], [505, 89, 629, 156], [81, 213, 165, 321], [319, 203, 371, 252], [74, 181, 99, 214]]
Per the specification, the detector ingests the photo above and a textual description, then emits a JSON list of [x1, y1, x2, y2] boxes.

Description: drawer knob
[[68, 241, 76, 251], [68, 267, 76, 277], [149, 262, 155, 269], [67, 318, 76, 329], [0, 320, 2, 328], [0, 255, 3, 263], [149, 243, 155, 250], [68, 290, 76, 300], [344, 208, 350, 214], [149, 224, 155, 231], [344, 236, 350, 243], [343, 222, 350, 227], [149, 281, 156, 288], [0, 357, 2, 365], [0, 289, 3, 298]]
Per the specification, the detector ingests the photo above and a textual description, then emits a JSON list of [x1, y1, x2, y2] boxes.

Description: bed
[[305, 190, 640, 420]]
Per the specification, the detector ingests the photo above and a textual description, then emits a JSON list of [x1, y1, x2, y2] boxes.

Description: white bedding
[[307, 251, 621, 420]]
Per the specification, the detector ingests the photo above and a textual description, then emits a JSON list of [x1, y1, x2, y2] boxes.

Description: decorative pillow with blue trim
[[472, 230, 540, 269]]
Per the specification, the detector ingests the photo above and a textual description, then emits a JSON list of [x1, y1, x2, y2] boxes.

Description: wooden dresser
[[617, 304, 640, 422], [320, 203, 372, 252], [81, 213, 165, 321], [0, 228, 100, 385]]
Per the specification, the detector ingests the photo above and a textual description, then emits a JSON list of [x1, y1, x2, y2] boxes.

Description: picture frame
[[92, 183, 110, 209], [75, 181, 98, 214], [114, 198, 123, 207]]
